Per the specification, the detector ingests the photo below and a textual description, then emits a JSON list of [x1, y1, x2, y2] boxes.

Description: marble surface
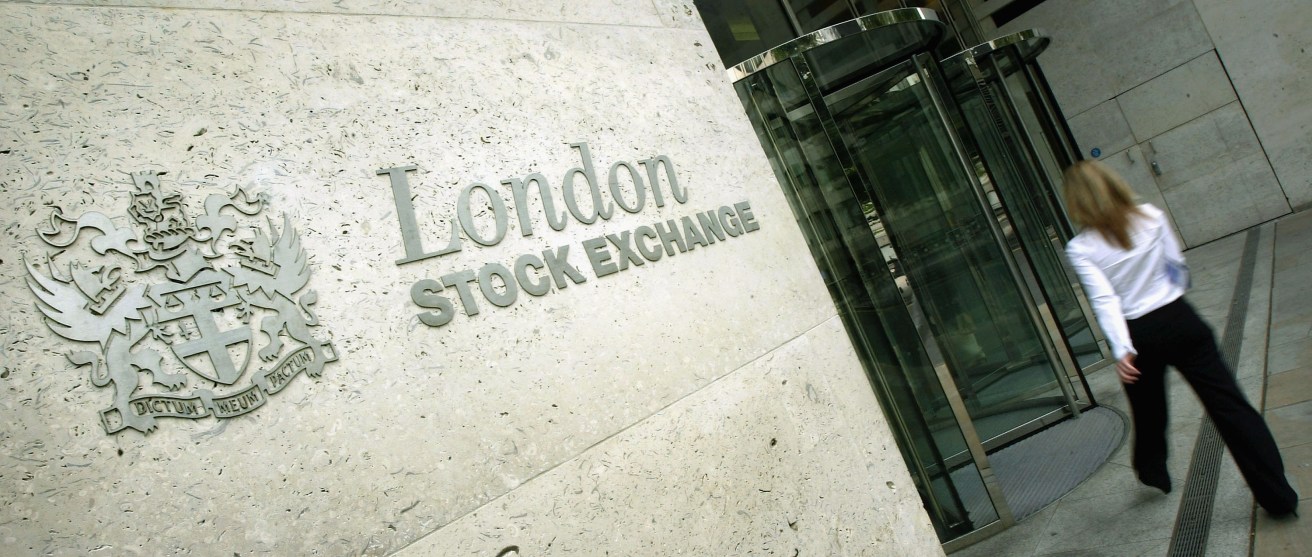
[[999, 0, 1305, 247], [8, 0, 707, 30], [0, 2, 940, 556], [395, 318, 942, 556], [999, 0, 1215, 117], [1193, 0, 1312, 211], [1115, 52, 1236, 143], [1151, 102, 1290, 246], [1066, 98, 1134, 161], [1088, 145, 1182, 237], [1068, 101, 1288, 248]]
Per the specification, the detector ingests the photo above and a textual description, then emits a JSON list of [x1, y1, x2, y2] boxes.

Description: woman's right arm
[[1066, 243, 1136, 362]]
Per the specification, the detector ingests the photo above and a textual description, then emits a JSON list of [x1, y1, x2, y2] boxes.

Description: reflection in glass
[[787, 0, 855, 33], [695, 0, 798, 68], [940, 38, 1109, 371], [738, 60, 1000, 540], [726, 11, 1104, 548], [824, 56, 1071, 445], [697, 1, 988, 77]]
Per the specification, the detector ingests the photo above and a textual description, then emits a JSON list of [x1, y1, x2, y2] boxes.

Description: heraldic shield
[[23, 171, 337, 435], [148, 270, 253, 386]]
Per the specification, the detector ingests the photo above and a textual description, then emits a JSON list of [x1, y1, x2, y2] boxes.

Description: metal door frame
[[790, 51, 1018, 533], [729, 11, 1097, 549], [951, 30, 1114, 377]]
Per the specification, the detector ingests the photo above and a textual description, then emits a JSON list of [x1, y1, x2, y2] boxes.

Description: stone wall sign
[[23, 171, 338, 435], [380, 142, 763, 327]]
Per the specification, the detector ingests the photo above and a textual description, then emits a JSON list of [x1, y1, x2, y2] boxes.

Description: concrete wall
[[0, 2, 941, 555], [978, 0, 1311, 247]]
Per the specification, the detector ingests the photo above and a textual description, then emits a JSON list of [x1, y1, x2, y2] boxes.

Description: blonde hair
[[1062, 160, 1143, 249]]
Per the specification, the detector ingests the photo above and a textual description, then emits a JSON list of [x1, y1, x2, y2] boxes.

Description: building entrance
[[729, 9, 1119, 549], [940, 29, 1109, 373]]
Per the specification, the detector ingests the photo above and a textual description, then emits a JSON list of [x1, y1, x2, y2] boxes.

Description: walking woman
[[1062, 160, 1298, 516]]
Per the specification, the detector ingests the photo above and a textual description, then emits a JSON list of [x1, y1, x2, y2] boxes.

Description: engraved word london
[[378, 142, 762, 326], [24, 172, 338, 435]]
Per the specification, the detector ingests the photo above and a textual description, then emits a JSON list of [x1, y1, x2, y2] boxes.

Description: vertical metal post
[[793, 53, 1017, 528], [982, 51, 1113, 377], [917, 53, 1082, 417]]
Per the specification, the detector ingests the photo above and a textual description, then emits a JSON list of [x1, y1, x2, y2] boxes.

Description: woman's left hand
[[1117, 354, 1140, 384]]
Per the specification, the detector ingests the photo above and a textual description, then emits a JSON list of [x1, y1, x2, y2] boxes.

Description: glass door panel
[[726, 13, 1112, 548], [1005, 64, 1077, 237], [954, 76, 1102, 371], [939, 37, 1113, 374], [738, 59, 1002, 540], [823, 56, 1073, 446]]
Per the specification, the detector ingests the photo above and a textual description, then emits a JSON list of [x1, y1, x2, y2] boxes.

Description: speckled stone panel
[[1115, 51, 1236, 143], [1067, 99, 1134, 161], [0, 2, 937, 556], [9, 0, 707, 30], [1093, 145, 1181, 236], [999, 0, 1215, 117], [1151, 103, 1290, 246], [1194, 0, 1312, 210], [394, 317, 943, 557]]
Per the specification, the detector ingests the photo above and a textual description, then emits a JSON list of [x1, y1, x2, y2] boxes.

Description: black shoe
[[1139, 473, 1172, 494], [1259, 489, 1299, 517], [1262, 501, 1299, 519], [1265, 507, 1298, 519]]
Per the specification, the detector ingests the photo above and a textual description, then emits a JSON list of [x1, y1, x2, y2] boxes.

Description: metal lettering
[[582, 237, 619, 278], [734, 201, 760, 232], [638, 155, 687, 206], [541, 245, 586, 289], [503, 173, 568, 236], [697, 210, 725, 243], [378, 165, 463, 264], [376, 147, 747, 331], [514, 254, 551, 296], [132, 395, 204, 417], [607, 160, 646, 214], [680, 216, 709, 249], [654, 220, 687, 255], [440, 269, 481, 316], [561, 142, 613, 224], [211, 386, 267, 418], [606, 231, 645, 271], [412, 279, 455, 327], [457, 183, 510, 247], [634, 226, 663, 261], [718, 206, 742, 237], [478, 263, 518, 307], [264, 356, 298, 391], [257, 347, 318, 395]]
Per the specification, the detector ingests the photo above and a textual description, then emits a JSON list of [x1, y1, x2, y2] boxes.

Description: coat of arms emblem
[[24, 171, 337, 434]]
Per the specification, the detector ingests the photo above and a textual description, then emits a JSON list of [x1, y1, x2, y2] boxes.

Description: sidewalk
[[955, 210, 1311, 556]]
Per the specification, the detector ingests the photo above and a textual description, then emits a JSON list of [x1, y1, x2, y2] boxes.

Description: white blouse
[[1065, 203, 1187, 360]]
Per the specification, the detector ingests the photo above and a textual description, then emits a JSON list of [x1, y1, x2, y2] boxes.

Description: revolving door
[[732, 9, 1115, 547], [940, 30, 1111, 373]]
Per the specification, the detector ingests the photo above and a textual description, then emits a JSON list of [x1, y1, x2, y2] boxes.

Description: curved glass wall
[[739, 49, 1003, 543], [940, 31, 1111, 372], [730, 10, 1113, 549]]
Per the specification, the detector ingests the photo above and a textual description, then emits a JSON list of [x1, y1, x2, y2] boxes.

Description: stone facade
[[0, 1, 941, 555], [982, 0, 1311, 246]]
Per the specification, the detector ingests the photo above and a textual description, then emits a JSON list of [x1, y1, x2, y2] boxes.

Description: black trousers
[[1124, 298, 1298, 513]]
